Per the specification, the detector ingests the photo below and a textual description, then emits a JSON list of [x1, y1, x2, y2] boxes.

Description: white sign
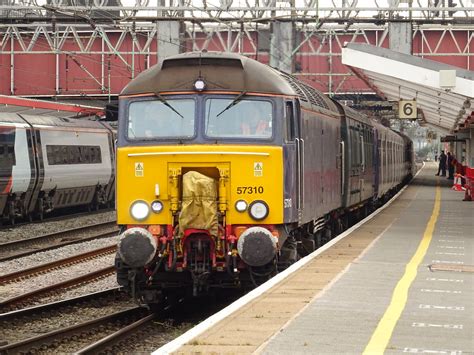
[[399, 100, 417, 119]]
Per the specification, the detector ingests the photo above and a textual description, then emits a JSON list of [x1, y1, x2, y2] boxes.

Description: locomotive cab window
[[127, 98, 195, 139], [205, 97, 273, 139], [285, 101, 295, 142]]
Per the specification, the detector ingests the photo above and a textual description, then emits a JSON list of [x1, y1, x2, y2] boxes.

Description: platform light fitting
[[193, 78, 206, 91]]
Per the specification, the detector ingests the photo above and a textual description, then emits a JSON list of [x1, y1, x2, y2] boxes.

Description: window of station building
[[46, 145, 102, 165]]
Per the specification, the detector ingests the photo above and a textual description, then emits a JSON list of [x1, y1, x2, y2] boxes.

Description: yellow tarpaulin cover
[[179, 171, 218, 236]]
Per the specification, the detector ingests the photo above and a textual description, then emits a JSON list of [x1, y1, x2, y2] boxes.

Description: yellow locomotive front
[[114, 56, 297, 301]]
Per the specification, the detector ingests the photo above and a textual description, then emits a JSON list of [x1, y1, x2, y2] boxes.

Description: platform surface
[[169, 163, 474, 354]]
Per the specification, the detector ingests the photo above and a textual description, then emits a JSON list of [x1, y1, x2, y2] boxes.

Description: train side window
[[96, 147, 102, 163], [0, 146, 4, 156], [285, 101, 295, 142], [61, 146, 67, 164]]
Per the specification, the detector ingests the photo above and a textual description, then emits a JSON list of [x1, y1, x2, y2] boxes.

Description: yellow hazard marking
[[135, 162, 144, 177], [363, 184, 441, 355], [254, 162, 263, 177]]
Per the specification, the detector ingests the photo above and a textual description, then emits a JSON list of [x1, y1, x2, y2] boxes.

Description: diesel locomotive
[[114, 52, 414, 303], [0, 113, 115, 225]]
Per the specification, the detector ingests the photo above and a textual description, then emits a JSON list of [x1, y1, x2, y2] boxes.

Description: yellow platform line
[[363, 185, 441, 355]]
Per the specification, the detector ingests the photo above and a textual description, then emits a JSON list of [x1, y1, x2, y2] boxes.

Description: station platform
[[156, 163, 473, 355]]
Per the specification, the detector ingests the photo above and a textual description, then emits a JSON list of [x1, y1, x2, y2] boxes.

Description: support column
[[389, 22, 412, 55], [469, 127, 474, 167], [270, 21, 294, 73], [10, 34, 14, 95], [157, 21, 181, 63]]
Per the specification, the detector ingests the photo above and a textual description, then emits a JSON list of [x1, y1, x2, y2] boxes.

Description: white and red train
[[0, 113, 115, 224]]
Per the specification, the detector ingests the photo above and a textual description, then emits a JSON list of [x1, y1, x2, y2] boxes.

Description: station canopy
[[342, 43, 474, 133]]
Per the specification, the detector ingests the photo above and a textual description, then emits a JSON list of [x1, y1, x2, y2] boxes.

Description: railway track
[[0, 245, 116, 284], [0, 265, 115, 312], [0, 306, 149, 353], [0, 288, 171, 354], [1, 286, 242, 353], [0, 221, 119, 262]]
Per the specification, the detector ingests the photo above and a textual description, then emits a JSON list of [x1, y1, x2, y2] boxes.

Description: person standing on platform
[[447, 152, 455, 180], [436, 150, 447, 176]]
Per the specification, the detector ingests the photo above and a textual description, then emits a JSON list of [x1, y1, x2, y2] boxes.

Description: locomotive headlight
[[235, 200, 248, 212], [248, 200, 269, 221], [130, 200, 150, 221], [151, 200, 164, 214], [193, 78, 206, 91]]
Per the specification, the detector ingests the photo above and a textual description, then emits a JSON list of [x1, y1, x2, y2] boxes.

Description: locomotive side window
[[285, 101, 295, 141], [46, 145, 102, 165], [127, 99, 195, 139], [205, 98, 273, 139]]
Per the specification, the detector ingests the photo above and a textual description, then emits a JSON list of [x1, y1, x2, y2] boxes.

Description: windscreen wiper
[[154, 92, 184, 118], [216, 91, 247, 118]]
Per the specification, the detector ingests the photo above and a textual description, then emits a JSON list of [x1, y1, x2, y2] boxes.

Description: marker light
[[151, 200, 164, 214], [130, 200, 150, 221], [235, 200, 248, 212], [193, 78, 206, 91], [248, 200, 269, 221]]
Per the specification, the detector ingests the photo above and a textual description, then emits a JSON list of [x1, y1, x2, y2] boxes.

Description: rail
[[0, 221, 118, 262]]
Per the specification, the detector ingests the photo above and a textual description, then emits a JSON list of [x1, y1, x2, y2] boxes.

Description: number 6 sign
[[399, 100, 417, 119]]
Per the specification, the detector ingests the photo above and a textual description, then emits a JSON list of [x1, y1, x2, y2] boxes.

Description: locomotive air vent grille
[[278, 71, 308, 102], [298, 82, 330, 110], [278, 71, 330, 110]]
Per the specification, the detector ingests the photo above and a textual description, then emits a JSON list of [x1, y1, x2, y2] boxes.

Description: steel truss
[[0, 1, 472, 96], [1, 0, 473, 22]]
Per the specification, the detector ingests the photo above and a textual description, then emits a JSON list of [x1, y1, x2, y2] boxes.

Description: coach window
[[128, 99, 195, 139], [7, 145, 14, 159]]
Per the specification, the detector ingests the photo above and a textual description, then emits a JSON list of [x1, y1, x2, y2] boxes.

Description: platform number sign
[[399, 100, 417, 119]]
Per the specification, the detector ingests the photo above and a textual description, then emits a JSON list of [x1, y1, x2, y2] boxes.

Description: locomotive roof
[[121, 52, 338, 113]]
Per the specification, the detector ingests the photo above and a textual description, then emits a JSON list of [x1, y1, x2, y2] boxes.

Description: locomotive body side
[[298, 105, 342, 224]]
